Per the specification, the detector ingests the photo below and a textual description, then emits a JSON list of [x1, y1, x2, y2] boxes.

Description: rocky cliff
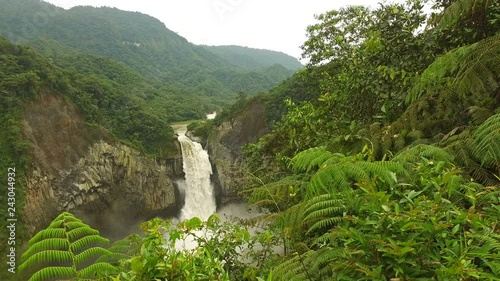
[[207, 99, 269, 204], [21, 91, 183, 237]]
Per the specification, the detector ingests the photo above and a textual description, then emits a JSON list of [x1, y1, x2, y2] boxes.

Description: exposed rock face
[[207, 99, 269, 204], [22, 91, 183, 236]]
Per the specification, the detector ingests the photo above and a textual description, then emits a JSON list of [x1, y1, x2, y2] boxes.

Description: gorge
[[3, 0, 499, 279]]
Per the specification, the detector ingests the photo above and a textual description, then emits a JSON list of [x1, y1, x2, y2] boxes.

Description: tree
[[301, 1, 433, 123]]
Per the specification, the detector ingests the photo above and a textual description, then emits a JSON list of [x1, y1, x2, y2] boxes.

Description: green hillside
[[0, 0, 298, 107], [202, 45, 303, 70], [0, 36, 183, 279]]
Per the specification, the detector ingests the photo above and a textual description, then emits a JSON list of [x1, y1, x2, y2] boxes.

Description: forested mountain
[[0, 0, 299, 112], [202, 45, 303, 70], [0, 37, 176, 157]]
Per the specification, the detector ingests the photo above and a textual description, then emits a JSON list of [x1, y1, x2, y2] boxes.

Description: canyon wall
[[21, 92, 183, 236], [207, 99, 269, 204]]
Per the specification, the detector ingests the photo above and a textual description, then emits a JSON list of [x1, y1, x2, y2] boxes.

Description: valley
[[0, 0, 499, 280]]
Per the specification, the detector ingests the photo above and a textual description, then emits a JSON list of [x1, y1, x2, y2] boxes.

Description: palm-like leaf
[[436, 0, 491, 29], [407, 34, 499, 104], [303, 194, 346, 233], [306, 161, 405, 198], [472, 113, 500, 168], [19, 212, 117, 281]]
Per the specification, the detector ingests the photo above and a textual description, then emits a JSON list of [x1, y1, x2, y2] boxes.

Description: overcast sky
[[43, 0, 392, 60]]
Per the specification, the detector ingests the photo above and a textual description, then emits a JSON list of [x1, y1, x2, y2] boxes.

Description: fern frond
[[19, 250, 73, 272], [74, 247, 113, 268], [303, 194, 345, 233], [28, 267, 76, 281], [306, 160, 404, 198], [78, 262, 120, 278], [19, 212, 116, 281], [393, 144, 454, 165], [307, 217, 344, 234], [273, 248, 342, 281], [454, 34, 500, 96], [437, 0, 490, 29], [28, 229, 67, 246], [70, 235, 110, 253], [95, 252, 130, 264], [308, 163, 350, 196], [406, 47, 465, 104], [476, 186, 500, 207], [292, 147, 344, 173], [311, 247, 342, 279], [65, 221, 91, 231], [276, 202, 308, 231], [21, 238, 69, 261], [67, 227, 100, 242], [407, 34, 499, 105], [468, 106, 494, 125], [247, 175, 306, 210], [472, 113, 500, 167], [272, 251, 316, 281]]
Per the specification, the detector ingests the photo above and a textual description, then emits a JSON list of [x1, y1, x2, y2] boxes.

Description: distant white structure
[[206, 112, 217, 120], [123, 41, 142, 47]]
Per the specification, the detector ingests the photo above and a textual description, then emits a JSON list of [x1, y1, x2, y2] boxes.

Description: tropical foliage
[[236, 0, 500, 279], [10, 0, 500, 280]]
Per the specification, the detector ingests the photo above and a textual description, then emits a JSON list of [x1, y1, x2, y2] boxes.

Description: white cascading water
[[172, 116, 270, 253], [177, 130, 216, 222]]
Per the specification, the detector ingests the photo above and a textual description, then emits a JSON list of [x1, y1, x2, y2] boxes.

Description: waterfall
[[177, 131, 216, 222], [172, 122, 262, 251]]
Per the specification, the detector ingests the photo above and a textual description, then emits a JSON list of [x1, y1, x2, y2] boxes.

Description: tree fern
[[246, 175, 306, 212], [441, 129, 487, 178], [271, 250, 316, 281], [407, 34, 499, 104], [440, 115, 500, 185], [406, 45, 465, 104], [19, 212, 117, 281], [436, 0, 491, 29], [472, 113, 500, 168], [303, 194, 346, 234], [306, 160, 406, 198], [291, 146, 408, 198], [453, 34, 500, 96], [468, 105, 494, 125], [272, 247, 344, 281], [273, 202, 310, 250], [392, 144, 454, 166], [477, 185, 500, 208], [292, 147, 346, 173]]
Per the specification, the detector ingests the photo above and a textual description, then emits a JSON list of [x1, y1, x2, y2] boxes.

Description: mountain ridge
[[0, 0, 301, 103], [201, 45, 303, 70]]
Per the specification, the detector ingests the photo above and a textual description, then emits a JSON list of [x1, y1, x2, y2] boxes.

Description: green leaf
[[130, 257, 143, 272], [169, 230, 181, 242], [186, 217, 203, 230]]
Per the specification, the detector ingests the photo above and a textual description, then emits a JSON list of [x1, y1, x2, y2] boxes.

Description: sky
[[43, 0, 390, 60]]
